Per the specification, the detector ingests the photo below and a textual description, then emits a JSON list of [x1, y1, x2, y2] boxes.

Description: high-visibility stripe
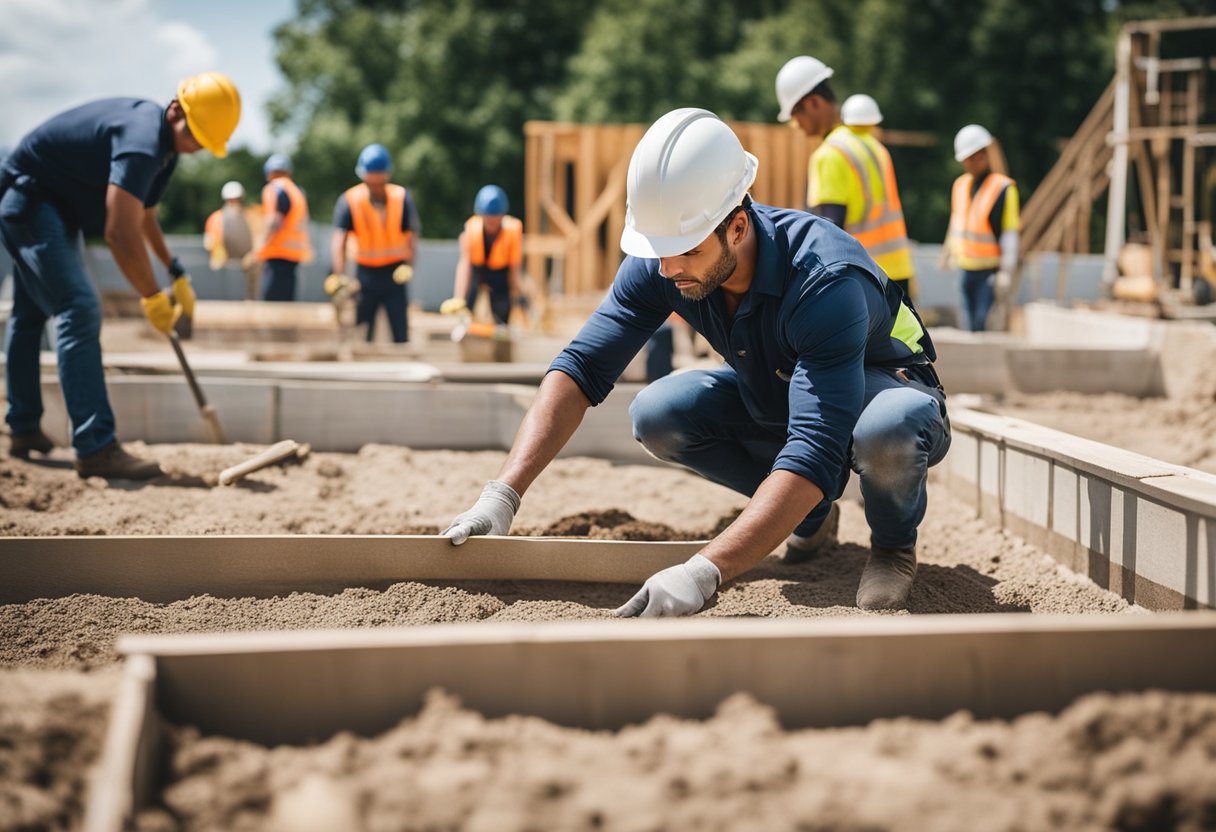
[[890, 301, 925, 355], [346, 183, 412, 267], [949, 172, 1012, 271], [826, 129, 915, 282]]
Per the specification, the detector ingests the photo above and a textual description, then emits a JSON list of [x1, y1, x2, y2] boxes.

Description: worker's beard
[[676, 240, 737, 302]]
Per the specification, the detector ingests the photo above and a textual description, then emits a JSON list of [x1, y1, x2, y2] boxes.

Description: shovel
[[167, 330, 226, 444]]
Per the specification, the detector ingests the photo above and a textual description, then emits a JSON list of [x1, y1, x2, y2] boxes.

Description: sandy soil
[[0, 441, 1135, 671], [0, 669, 118, 832], [133, 688, 1216, 832], [988, 390, 1216, 475]]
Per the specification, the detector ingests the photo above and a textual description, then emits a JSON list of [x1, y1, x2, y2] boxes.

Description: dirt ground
[[134, 689, 1216, 832], [988, 390, 1216, 475]]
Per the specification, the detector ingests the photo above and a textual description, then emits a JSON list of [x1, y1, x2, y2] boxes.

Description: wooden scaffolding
[[523, 120, 934, 297], [1019, 16, 1216, 303]]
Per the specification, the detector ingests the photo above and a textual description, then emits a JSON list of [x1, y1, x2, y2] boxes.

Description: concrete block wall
[[945, 407, 1216, 610]]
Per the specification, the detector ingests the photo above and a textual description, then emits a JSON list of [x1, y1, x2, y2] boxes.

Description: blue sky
[[0, 0, 297, 151]]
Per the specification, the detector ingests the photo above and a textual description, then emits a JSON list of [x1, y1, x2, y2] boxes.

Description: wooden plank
[[0, 535, 705, 605]]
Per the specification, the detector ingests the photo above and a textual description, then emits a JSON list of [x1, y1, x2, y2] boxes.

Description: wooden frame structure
[[524, 120, 935, 296], [1021, 17, 1216, 301]]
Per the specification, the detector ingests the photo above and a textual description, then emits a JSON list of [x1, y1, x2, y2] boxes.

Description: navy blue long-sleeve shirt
[[549, 202, 934, 498]]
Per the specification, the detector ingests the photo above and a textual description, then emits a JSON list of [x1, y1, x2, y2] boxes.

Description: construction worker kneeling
[[328, 143, 420, 343], [443, 109, 950, 614]]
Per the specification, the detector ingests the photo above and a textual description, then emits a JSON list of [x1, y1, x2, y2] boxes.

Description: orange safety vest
[[824, 129, 915, 281], [464, 215, 523, 271], [949, 172, 1013, 271], [203, 209, 223, 251], [345, 183, 413, 267], [258, 177, 313, 263]]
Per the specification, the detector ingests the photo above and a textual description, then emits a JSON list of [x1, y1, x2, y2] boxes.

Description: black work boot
[[75, 442, 162, 480], [856, 545, 917, 610], [783, 502, 840, 564], [9, 429, 55, 459]]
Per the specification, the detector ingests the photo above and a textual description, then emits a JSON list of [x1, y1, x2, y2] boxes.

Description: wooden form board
[[85, 612, 1216, 831], [523, 120, 934, 295], [0, 535, 704, 605]]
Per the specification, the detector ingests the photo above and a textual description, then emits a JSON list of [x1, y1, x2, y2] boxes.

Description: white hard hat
[[841, 94, 883, 127], [620, 108, 758, 259], [954, 124, 994, 162], [220, 180, 245, 200], [775, 55, 834, 122]]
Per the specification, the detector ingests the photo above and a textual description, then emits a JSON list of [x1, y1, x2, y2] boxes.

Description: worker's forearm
[[106, 230, 161, 297], [329, 230, 346, 274], [700, 470, 825, 582], [507, 265, 521, 298], [141, 211, 173, 268], [454, 258, 471, 300], [999, 230, 1019, 274], [496, 371, 590, 496]]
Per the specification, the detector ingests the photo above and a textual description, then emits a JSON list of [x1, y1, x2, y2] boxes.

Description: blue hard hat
[[264, 153, 292, 176], [474, 185, 509, 216], [356, 143, 393, 178]]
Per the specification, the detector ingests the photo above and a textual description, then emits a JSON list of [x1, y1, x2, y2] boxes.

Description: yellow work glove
[[439, 297, 467, 315], [141, 291, 178, 335], [172, 276, 196, 319], [393, 264, 414, 285], [324, 273, 345, 296]]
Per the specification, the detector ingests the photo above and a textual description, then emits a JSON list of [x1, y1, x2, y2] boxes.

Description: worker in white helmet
[[203, 180, 262, 298], [442, 108, 950, 614], [776, 57, 917, 301], [944, 124, 1020, 331]]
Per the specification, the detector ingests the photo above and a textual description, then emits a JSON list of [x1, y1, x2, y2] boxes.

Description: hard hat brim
[[777, 67, 834, 123], [954, 137, 993, 162]]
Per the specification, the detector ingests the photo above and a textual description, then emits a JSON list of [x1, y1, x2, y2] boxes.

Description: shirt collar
[[747, 204, 788, 298]]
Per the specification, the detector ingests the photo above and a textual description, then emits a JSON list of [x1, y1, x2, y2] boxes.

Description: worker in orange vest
[[944, 124, 1020, 331], [203, 180, 261, 299], [442, 185, 524, 324], [256, 154, 312, 301], [325, 144, 420, 343]]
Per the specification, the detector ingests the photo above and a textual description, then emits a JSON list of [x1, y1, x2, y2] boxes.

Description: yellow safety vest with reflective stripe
[[949, 172, 1013, 271], [346, 183, 413, 267], [818, 127, 916, 284]]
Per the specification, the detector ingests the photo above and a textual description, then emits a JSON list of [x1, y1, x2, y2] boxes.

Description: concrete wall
[[944, 407, 1216, 610]]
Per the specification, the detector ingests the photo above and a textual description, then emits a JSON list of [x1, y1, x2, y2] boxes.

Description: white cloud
[[0, 0, 220, 147]]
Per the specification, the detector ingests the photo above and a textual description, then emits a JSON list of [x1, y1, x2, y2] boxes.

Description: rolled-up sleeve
[[771, 270, 871, 497], [547, 257, 671, 405]]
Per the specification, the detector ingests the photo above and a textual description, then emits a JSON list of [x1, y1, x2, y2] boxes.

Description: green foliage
[[159, 0, 1210, 242], [157, 148, 265, 234]]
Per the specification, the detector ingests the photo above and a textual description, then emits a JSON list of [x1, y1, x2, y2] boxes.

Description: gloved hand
[[393, 264, 414, 285], [442, 480, 521, 545], [324, 273, 345, 296], [439, 297, 467, 315], [614, 554, 721, 618], [171, 276, 196, 320], [513, 294, 530, 311], [995, 270, 1012, 292], [141, 291, 178, 335]]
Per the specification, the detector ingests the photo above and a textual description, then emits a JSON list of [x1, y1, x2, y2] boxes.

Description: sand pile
[[135, 688, 1216, 832]]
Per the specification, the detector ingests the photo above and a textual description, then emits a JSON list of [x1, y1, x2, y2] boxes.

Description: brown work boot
[[783, 502, 840, 564], [9, 429, 55, 459], [75, 442, 162, 480], [856, 545, 917, 610]]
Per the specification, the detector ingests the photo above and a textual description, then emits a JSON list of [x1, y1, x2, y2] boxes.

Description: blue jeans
[[629, 365, 951, 549], [961, 269, 995, 332], [466, 271, 511, 324], [261, 258, 298, 301], [355, 266, 408, 343], [0, 187, 115, 455]]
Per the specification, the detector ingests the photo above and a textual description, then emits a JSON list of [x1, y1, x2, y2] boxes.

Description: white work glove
[[613, 554, 721, 618], [442, 480, 521, 545], [994, 270, 1012, 298]]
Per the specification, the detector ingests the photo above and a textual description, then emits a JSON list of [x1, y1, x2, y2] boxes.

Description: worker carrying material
[[0, 71, 241, 478], [326, 144, 420, 343], [444, 185, 524, 324], [203, 180, 262, 299], [443, 108, 950, 615], [776, 56, 917, 301], [943, 124, 1020, 332], [256, 153, 313, 302]]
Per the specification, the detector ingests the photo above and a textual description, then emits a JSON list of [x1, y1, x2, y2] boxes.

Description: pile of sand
[[136, 688, 1216, 832]]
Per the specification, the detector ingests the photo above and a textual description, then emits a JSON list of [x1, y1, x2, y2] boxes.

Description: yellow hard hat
[[176, 72, 241, 158]]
